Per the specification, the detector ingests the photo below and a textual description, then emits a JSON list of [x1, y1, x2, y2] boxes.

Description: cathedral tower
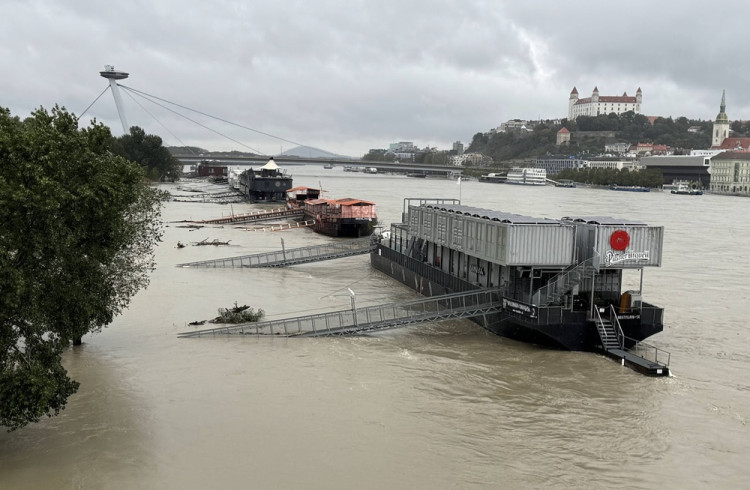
[[712, 90, 730, 147]]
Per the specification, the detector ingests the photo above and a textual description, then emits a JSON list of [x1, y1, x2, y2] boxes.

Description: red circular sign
[[610, 230, 630, 251]]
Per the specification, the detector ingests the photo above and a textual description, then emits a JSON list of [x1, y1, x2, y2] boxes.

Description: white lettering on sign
[[605, 250, 650, 266]]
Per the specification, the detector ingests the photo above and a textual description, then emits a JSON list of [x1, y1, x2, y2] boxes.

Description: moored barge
[[287, 186, 378, 238], [371, 198, 669, 374], [239, 157, 293, 202]]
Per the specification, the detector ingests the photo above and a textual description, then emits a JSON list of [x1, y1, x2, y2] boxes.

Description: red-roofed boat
[[286, 187, 378, 237]]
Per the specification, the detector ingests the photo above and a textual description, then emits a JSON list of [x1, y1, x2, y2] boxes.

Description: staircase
[[594, 313, 622, 350], [593, 305, 671, 376], [532, 256, 598, 306]]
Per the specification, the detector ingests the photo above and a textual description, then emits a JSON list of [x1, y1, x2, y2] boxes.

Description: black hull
[[370, 249, 663, 352], [313, 218, 377, 238]]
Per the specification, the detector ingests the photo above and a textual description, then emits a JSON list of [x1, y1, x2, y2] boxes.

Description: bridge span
[[177, 155, 463, 176]]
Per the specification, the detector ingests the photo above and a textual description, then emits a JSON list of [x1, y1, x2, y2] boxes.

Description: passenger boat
[[671, 183, 703, 195], [505, 167, 547, 186], [323, 163, 334, 169], [479, 173, 507, 183], [554, 179, 576, 188], [287, 187, 377, 238], [371, 199, 668, 375]]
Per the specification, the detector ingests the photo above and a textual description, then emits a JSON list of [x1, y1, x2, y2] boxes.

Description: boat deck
[[603, 348, 670, 376]]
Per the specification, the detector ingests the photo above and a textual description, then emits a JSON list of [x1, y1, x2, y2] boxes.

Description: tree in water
[[0, 106, 164, 430]]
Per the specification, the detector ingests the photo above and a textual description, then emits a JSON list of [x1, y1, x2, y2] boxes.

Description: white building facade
[[709, 151, 750, 195]]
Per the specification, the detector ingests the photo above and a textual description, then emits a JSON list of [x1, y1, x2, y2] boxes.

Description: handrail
[[533, 256, 596, 306], [593, 307, 612, 347], [606, 305, 670, 367], [179, 288, 504, 338], [607, 305, 625, 349]]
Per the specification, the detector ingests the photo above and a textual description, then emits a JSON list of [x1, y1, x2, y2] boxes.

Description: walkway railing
[[178, 289, 503, 338], [177, 237, 376, 268]]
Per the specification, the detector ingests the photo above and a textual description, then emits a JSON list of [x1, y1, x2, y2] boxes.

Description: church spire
[[716, 89, 729, 124]]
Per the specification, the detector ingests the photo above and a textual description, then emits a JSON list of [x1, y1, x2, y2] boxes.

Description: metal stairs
[[594, 315, 622, 350], [593, 305, 671, 376], [532, 256, 598, 306]]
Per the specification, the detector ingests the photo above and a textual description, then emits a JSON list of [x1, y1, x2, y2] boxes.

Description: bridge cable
[[118, 84, 336, 157], [119, 85, 265, 155], [78, 85, 111, 119], [120, 88, 199, 152]]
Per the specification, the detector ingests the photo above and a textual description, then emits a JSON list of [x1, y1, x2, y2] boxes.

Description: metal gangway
[[177, 237, 376, 268], [181, 207, 304, 225], [178, 289, 503, 338], [170, 191, 248, 204]]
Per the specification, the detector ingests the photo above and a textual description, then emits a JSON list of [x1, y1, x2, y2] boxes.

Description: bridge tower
[[99, 65, 130, 133]]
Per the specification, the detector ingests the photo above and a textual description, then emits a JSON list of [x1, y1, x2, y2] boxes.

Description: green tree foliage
[[0, 106, 164, 430], [111, 126, 181, 181], [362, 149, 394, 162]]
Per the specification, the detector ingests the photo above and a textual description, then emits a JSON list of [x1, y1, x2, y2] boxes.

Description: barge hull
[[371, 250, 663, 352]]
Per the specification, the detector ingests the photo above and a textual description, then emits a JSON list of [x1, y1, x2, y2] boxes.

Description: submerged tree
[[0, 106, 164, 430]]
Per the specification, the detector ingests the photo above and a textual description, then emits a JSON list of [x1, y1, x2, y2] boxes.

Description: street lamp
[[348, 288, 357, 328]]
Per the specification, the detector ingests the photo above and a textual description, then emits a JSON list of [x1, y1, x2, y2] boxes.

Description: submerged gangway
[[178, 289, 503, 338], [177, 237, 376, 268], [182, 207, 304, 225]]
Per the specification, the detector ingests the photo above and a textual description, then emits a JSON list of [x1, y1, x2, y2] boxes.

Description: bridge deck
[[177, 237, 375, 268], [178, 289, 502, 338]]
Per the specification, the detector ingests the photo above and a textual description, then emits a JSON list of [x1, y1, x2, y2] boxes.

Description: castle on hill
[[568, 86, 642, 120]]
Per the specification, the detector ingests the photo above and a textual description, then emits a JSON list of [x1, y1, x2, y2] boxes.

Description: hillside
[[467, 112, 714, 166]]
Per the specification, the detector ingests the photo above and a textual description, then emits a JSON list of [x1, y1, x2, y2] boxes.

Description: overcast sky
[[3, 0, 749, 157]]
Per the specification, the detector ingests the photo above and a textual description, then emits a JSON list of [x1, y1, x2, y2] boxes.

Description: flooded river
[[1, 166, 749, 488]]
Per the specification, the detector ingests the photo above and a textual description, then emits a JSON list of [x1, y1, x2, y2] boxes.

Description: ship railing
[[603, 305, 670, 367], [375, 245, 480, 294], [626, 338, 671, 367], [532, 256, 597, 306]]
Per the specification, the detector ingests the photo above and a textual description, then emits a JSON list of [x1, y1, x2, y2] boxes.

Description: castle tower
[[591, 86, 600, 104], [636, 87, 643, 105], [712, 90, 730, 147], [568, 87, 579, 119], [99, 65, 130, 133]]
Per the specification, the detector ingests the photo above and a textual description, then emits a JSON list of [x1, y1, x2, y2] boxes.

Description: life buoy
[[610, 230, 630, 251]]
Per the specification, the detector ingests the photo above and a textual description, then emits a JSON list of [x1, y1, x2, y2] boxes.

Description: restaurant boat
[[505, 167, 547, 186], [371, 198, 668, 374], [239, 157, 293, 202], [287, 186, 377, 238]]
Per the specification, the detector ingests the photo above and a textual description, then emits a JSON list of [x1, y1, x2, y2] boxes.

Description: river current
[[1, 166, 749, 489]]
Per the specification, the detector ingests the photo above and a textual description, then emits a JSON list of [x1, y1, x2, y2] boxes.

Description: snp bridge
[[177, 237, 376, 268], [178, 289, 503, 338]]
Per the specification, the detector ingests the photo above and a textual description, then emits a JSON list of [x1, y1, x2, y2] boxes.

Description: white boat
[[505, 167, 547, 186], [671, 183, 703, 195]]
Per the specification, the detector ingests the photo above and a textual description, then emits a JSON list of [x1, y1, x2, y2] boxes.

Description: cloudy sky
[[2, 0, 749, 157]]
